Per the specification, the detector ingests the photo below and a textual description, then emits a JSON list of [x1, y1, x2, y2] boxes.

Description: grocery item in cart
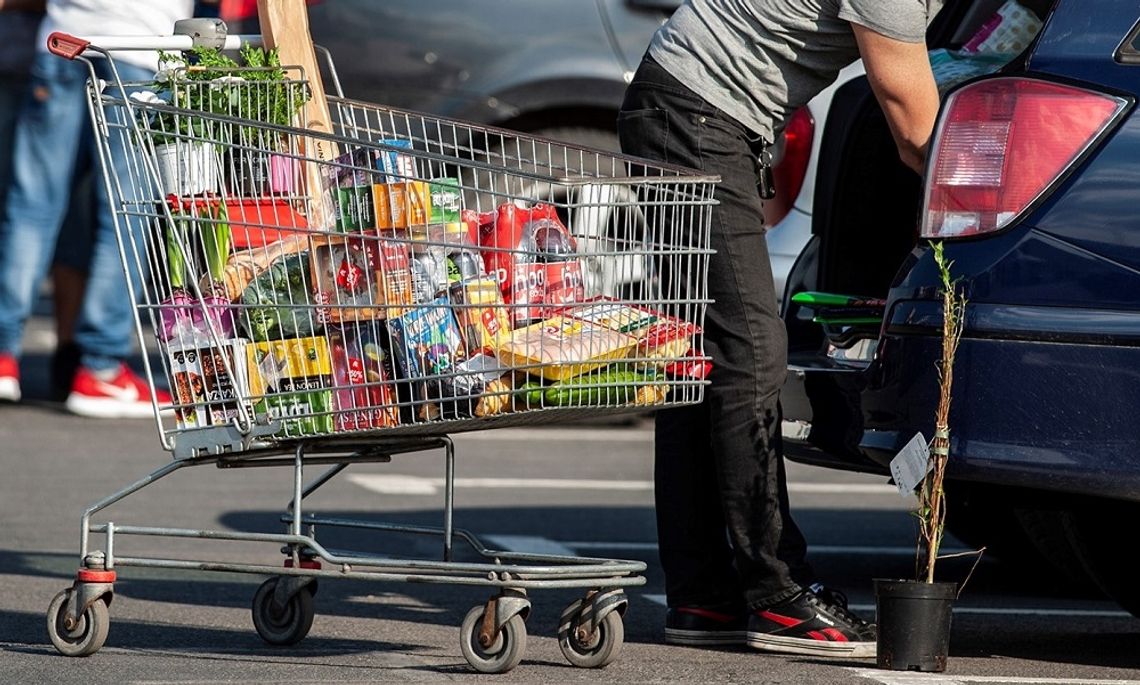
[[480, 202, 585, 324], [372, 181, 432, 229], [320, 146, 381, 232], [428, 352, 514, 420], [496, 315, 637, 381], [330, 328, 400, 431], [386, 297, 466, 417], [168, 339, 253, 429], [561, 298, 700, 367], [522, 366, 665, 408], [449, 276, 512, 356], [310, 233, 413, 322], [429, 177, 462, 222], [376, 138, 418, 182], [240, 249, 318, 342], [246, 335, 335, 436]]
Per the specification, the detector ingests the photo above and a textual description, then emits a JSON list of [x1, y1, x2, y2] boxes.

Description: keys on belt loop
[[757, 147, 776, 200]]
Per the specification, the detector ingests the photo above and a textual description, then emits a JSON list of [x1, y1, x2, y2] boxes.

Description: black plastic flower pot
[[873, 579, 956, 672]]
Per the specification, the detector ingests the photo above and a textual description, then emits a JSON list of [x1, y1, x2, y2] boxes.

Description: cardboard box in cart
[[246, 336, 335, 436], [168, 339, 253, 429]]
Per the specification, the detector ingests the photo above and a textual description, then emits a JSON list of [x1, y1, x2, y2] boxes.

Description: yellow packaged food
[[371, 181, 432, 229], [246, 336, 334, 436], [496, 316, 637, 381]]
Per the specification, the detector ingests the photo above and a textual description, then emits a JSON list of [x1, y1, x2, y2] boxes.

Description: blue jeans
[[0, 53, 151, 372], [618, 55, 812, 610]]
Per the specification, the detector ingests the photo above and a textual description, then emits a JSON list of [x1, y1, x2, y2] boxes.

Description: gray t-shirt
[[649, 0, 943, 142]]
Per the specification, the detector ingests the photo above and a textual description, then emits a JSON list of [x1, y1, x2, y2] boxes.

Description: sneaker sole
[[665, 627, 748, 646], [66, 394, 157, 419], [747, 632, 876, 658], [0, 377, 20, 403]]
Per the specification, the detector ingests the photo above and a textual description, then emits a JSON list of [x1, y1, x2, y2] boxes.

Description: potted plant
[[145, 45, 309, 199], [874, 241, 969, 673]]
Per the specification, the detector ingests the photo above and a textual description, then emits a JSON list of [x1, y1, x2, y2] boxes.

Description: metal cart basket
[[43, 25, 717, 674]]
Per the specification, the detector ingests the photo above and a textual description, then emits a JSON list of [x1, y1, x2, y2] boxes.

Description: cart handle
[[47, 31, 262, 60]]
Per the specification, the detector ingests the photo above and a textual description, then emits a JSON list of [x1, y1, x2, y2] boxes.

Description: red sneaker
[[0, 353, 20, 403], [65, 363, 172, 419]]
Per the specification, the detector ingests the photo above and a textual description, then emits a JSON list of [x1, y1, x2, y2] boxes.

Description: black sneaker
[[747, 585, 876, 658], [664, 604, 748, 646]]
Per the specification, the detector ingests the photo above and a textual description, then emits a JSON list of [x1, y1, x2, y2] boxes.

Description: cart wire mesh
[[84, 56, 717, 457]]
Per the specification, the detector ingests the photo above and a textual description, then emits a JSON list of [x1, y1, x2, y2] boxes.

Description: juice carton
[[246, 336, 334, 436], [496, 315, 636, 381], [330, 328, 400, 431], [168, 339, 252, 429], [310, 233, 413, 323], [372, 181, 432, 229]]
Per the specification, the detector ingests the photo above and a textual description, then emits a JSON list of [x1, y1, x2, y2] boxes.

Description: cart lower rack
[[45, 24, 715, 674]]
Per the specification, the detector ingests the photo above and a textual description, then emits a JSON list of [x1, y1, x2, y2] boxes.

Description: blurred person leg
[[50, 168, 95, 400], [0, 52, 86, 402], [64, 58, 171, 418]]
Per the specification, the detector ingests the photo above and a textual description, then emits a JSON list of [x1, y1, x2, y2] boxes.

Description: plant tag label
[[890, 432, 931, 497]]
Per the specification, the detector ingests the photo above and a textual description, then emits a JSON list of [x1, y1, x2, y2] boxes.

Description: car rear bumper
[[782, 306, 1140, 502]]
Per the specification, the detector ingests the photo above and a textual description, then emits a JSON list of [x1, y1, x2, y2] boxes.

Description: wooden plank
[[257, 0, 338, 230]]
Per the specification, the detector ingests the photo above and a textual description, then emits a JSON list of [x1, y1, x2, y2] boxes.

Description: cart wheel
[[251, 577, 315, 646], [459, 605, 527, 674], [557, 599, 624, 668], [47, 589, 109, 657]]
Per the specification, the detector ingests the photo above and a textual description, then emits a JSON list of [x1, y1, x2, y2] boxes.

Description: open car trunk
[[779, 0, 1054, 473]]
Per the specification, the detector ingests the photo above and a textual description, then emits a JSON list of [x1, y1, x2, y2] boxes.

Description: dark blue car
[[781, 1, 1140, 617]]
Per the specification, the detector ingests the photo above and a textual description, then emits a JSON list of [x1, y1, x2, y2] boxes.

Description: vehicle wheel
[[251, 577, 315, 646], [1013, 507, 1100, 593], [47, 589, 109, 657], [557, 599, 624, 668], [1060, 500, 1140, 617], [459, 605, 527, 674]]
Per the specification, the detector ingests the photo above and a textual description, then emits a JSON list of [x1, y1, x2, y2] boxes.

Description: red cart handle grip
[[48, 32, 91, 60]]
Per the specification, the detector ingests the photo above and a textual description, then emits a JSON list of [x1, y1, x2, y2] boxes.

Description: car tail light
[[921, 77, 1126, 239], [764, 106, 814, 228], [219, 0, 322, 22]]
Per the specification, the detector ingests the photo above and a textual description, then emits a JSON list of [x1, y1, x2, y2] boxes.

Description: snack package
[[426, 352, 512, 420], [479, 202, 585, 324], [372, 181, 432, 229], [376, 138, 418, 182], [449, 276, 512, 356], [246, 336, 334, 436], [330, 328, 400, 431], [168, 339, 253, 429], [319, 147, 380, 232], [310, 233, 413, 323], [496, 315, 637, 381], [386, 297, 465, 415], [560, 298, 700, 366]]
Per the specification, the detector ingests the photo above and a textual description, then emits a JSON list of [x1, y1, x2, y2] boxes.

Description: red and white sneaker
[[65, 363, 172, 419], [0, 353, 20, 403]]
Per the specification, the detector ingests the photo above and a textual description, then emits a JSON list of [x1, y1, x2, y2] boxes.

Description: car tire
[[1060, 499, 1140, 617]]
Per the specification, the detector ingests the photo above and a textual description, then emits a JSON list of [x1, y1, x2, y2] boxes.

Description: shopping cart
[[43, 23, 717, 673]]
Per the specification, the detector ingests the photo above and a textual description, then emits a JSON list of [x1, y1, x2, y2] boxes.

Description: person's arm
[[0, 0, 46, 11], [851, 22, 940, 174]]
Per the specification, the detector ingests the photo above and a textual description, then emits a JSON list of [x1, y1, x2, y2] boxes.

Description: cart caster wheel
[[459, 605, 527, 674], [557, 599, 624, 668], [251, 577, 315, 646], [47, 589, 109, 657]]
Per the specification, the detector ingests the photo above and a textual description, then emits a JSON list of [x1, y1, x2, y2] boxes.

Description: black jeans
[[617, 55, 812, 610]]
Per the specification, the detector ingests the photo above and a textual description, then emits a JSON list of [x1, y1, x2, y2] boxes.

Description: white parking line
[[851, 670, 1140, 685], [348, 473, 895, 496], [642, 595, 1128, 619]]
